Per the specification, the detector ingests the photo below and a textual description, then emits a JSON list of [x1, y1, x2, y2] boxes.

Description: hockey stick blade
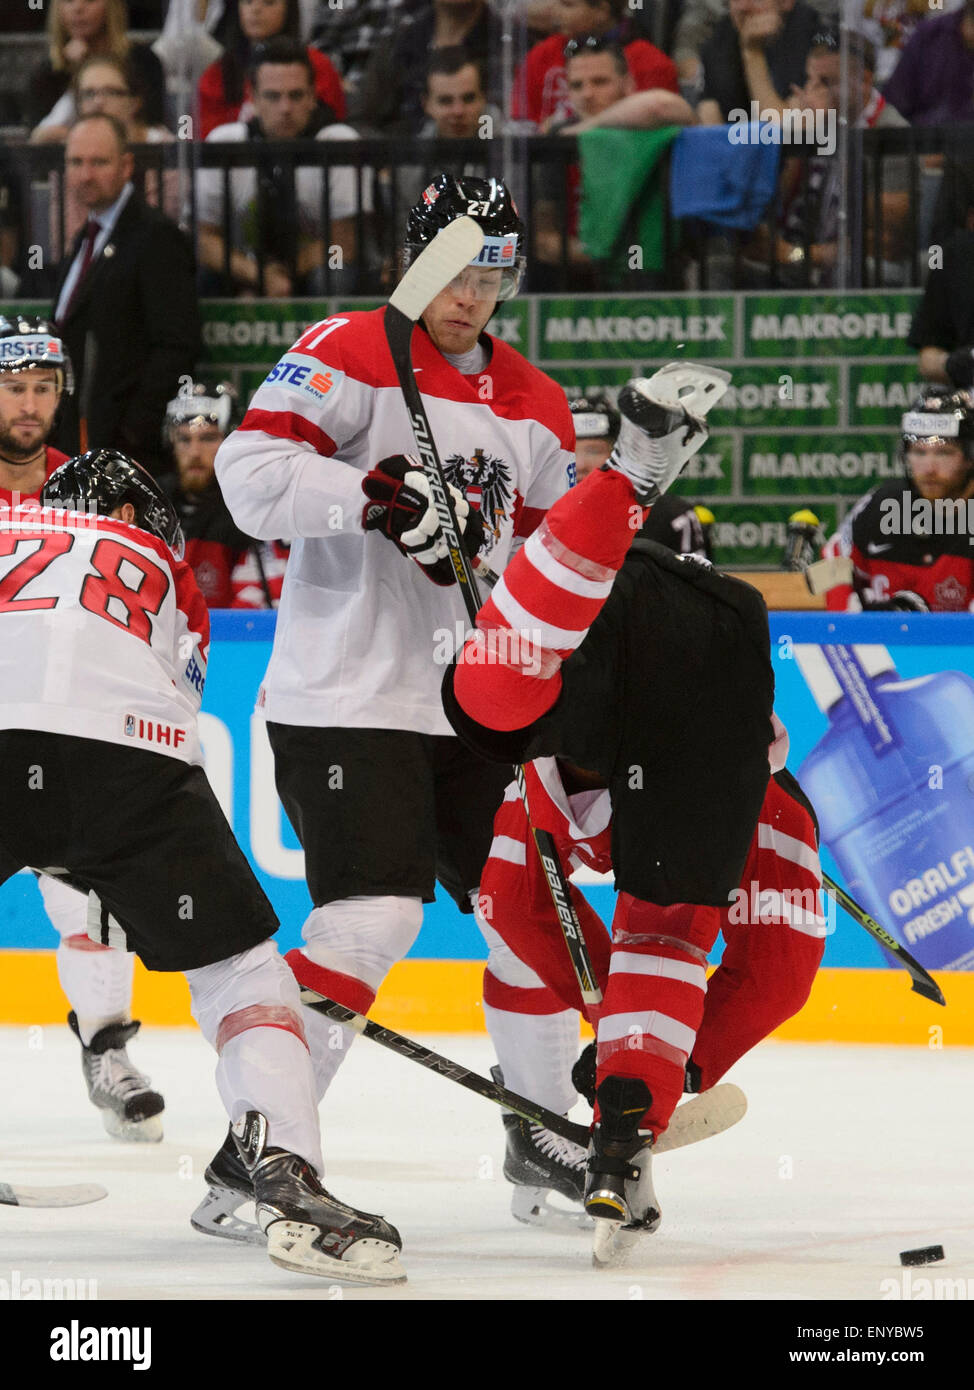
[[389, 216, 484, 323], [654, 1084, 746, 1154], [822, 874, 946, 1006], [0, 1181, 108, 1208]]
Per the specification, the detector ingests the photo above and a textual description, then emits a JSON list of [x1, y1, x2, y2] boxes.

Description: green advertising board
[[6, 287, 919, 569], [194, 288, 919, 566]]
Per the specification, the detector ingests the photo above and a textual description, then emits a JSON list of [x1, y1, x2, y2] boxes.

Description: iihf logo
[[124, 714, 135, 737]]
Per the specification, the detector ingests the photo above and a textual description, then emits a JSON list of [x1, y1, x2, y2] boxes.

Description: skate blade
[[266, 1221, 407, 1286], [591, 1217, 657, 1268], [100, 1110, 164, 1144], [190, 1185, 264, 1245], [510, 1185, 592, 1230]]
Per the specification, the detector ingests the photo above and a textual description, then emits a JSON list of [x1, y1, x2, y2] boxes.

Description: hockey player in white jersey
[[214, 174, 583, 1223], [0, 316, 163, 1141], [0, 450, 404, 1285]]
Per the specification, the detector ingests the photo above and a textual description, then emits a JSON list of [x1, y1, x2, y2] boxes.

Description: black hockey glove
[[945, 345, 974, 389], [864, 590, 929, 612], [362, 455, 485, 586]]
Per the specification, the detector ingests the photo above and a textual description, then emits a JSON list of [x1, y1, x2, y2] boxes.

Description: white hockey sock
[[217, 1026, 323, 1175], [297, 895, 423, 1102], [186, 939, 324, 1175], [483, 1002, 579, 1117], [42, 873, 135, 1043]]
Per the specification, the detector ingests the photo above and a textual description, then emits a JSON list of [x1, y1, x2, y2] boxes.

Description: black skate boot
[[190, 1127, 262, 1245], [586, 1075, 660, 1267], [232, 1112, 406, 1285], [68, 1012, 164, 1142], [491, 1066, 590, 1229]]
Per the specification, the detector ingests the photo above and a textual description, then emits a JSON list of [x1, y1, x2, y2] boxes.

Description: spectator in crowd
[[882, 0, 974, 125], [388, 48, 529, 216], [696, 0, 822, 124], [311, 0, 418, 102], [848, 0, 963, 86], [353, 0, 503, 134], [29, 0, 166, 141], [197, 37, 371, 296], [514, 0, 679, 128], [0, 163, 22, 298], [158, 379, 289, 608], [534, 38, 693, 273], [908, 218, 974, 386], [49, 56, 181, 272], [744, 30, 910, 285], [197, 0, 345, 139], [51, 113, 200, 471]]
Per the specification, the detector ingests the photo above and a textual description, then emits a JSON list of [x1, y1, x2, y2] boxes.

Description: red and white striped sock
[[455, 468, 645, 731]]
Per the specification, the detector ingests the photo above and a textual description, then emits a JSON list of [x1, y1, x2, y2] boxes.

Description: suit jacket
[[52, 192, 201, 473]]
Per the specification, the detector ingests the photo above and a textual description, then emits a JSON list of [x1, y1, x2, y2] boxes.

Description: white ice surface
[[1, 1026, 972, 1301]]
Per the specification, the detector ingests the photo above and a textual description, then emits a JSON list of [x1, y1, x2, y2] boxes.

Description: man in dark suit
[[52, 113, 200, 475]]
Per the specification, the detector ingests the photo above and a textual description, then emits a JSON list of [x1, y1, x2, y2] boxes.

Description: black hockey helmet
[[901, 385, 974, 462], [403, 174, 526, 301], [0, 315, 74, 395], [42, 449, 185, 559], [567, 392, 621, 443], [164, 378, 238, 443]]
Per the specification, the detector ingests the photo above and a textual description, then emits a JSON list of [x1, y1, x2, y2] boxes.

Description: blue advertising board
[[3, 612, 973, 972]]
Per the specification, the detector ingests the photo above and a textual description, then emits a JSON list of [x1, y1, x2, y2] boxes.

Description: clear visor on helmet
[[403, 231, 525, 302]]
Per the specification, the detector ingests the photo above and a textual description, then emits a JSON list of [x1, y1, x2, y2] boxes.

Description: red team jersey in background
[[824, 480, 974, 611], [0, 445, 70, 507]]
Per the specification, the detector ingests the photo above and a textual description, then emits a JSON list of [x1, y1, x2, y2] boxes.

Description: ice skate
[[586, 1075, 661, 1268], [232, 1112, 406, 1285], [190, 1127, 263, 1245], [68, 1012, 164, 1142], [608, 364, 730, 502], [491, 1066, 591, 1229]]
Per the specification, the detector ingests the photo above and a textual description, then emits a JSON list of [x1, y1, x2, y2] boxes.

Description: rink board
[[1, 612, 972, 1037], [0, 953, 966, 1043]]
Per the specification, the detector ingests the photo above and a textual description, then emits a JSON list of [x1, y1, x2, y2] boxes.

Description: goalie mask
[[0, 315, 74, 395], [42, 449, 186, 559], [403, 174, 526, 301], [164, 379, 237, 443]]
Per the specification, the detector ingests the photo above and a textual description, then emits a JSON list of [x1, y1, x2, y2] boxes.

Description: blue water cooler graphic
[[795, 643, 974, 971]]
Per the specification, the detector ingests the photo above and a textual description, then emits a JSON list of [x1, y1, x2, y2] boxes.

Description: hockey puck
[[899, 1245, 944, 1266]]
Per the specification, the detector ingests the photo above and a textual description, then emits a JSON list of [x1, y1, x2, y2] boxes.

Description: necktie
[[61, 218, 100, 320]]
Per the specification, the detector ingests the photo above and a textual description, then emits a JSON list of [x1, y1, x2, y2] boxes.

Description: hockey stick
[[0, 1181, 107, 1208], [822, 873, 945, 1006], [384, 221, 603, 1007], [298, 988, 747, 1154]]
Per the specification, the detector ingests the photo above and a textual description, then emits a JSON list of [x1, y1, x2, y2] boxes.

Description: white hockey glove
[[607, 363, 731, 504]]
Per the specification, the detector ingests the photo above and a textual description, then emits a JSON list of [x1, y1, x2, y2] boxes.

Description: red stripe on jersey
[[285, 948, 376, 1015], [483, 968, 569, 1015], [239, 408, 338, 459], [62, 932, 111, 953]]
